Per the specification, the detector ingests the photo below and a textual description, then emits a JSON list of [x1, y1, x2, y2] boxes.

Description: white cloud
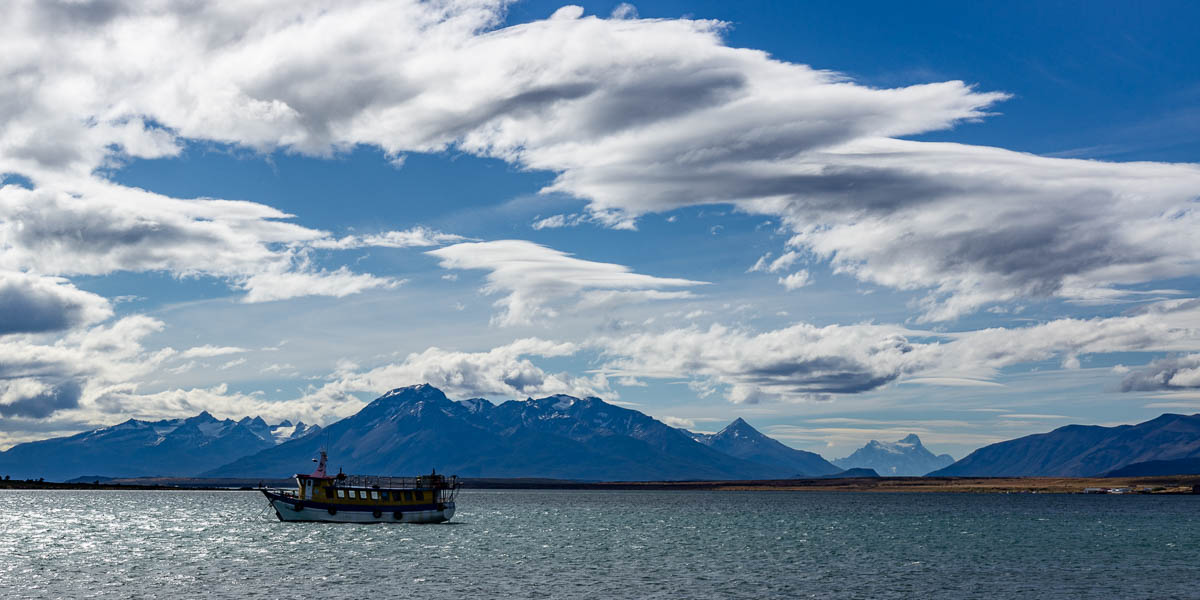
[[0, 181, 399, 303], [309, 226, 469, 249], [594, 322, 930, 403], [219, 357, 247, 370], [2, 0, 1191, 322], [0, 271, 112, 335], [610, 3, 639, 20], [660, 415, 694, 429], [238, 265, 401, 303], [0, 315, 169, 419], [93, 383, 363, 430], [428, 240, 705, 326], [590, 298, 1200, 403], [0, 0, 1198, 437], [1121, 354, 1200, 391], [777, 270, 811, 290], [747, 252, 772, 273], [774, 140, 1200, 321], [750, 251, 801, 274], [178, 345, 248, 359], [312, 337, 605, 401]]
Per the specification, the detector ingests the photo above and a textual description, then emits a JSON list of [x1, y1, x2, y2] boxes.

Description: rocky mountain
[[208, 384, 805, 480], [0, 412, 319, 481], [833, 434, 954, 476], [688, 418, 840, 477], [928, 413, 1200, 477]]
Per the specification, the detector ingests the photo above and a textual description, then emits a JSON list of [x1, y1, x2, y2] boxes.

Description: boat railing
[[337, 473, 459, 493]]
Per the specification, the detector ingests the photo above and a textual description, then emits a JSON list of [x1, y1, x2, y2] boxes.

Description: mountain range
[[833, 434, 954, 476], [929, 413, 1200, 477], [0, 385, 846, 482], [209, 385, 832, 480], [5, 383, 1198, 482], [0, 412, 319, 481]]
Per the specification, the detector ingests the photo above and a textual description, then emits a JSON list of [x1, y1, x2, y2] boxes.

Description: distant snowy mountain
[[833, 434, 954, 476], [688, 418, 840, 477], [208, 384, 800, 480], [0, 412, 320, 481]]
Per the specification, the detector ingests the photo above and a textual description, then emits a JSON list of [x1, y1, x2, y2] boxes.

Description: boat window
[[414, 491, 424, 502], [337, 489, 345, 498], [381, 492, 389, 501], [371, 491, 379, 500], [404, 491, 413, 501]]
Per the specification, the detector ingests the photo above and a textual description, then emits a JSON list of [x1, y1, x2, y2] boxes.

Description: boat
[[261, 450, 459, 523]]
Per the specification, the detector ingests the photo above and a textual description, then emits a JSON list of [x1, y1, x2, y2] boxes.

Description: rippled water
[[1, 489, 1198, 598]]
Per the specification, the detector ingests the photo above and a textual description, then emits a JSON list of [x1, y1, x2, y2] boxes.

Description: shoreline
[[4, 474, 1199, 494]]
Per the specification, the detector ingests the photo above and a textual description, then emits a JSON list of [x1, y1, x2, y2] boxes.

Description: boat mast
[[310, 448, 328, 478]]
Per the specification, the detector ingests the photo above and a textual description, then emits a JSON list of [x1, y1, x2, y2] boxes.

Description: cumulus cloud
[[591, 298, 1200, 403], [777, 270, 811, 290], [0, 380, 82, 419], [594, 322, 930, 403], [660, 415, 694, 429], [0, 181, 401, 303], [0, 271, 112, 335], [312, 337, 605, 401], [428, 240, 705, 326], [1120, 354, 1200, 391], [91, 383, 364, 430], [0, 315, 170, 420]]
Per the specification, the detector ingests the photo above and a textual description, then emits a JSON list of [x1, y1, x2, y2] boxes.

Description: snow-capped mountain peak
[[835, 434, 954, 476]]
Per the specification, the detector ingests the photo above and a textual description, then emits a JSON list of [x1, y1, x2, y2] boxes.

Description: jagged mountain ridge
[[688, 417, 840, 476], [929, 413, 1200, 477], [833, 434, 954, 476], [0, 412, 319, 481], [208, 385, 829, 480]]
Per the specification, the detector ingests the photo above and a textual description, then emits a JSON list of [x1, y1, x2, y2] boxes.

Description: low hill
[[929, 413, 1200, 477]]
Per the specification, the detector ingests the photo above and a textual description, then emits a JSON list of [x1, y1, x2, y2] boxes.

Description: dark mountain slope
[[689, 418, 840, 476], [930, 413, 1200, 477]]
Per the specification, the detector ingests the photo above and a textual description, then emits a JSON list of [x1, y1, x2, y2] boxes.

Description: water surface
[[1, 489, 1197, 598]]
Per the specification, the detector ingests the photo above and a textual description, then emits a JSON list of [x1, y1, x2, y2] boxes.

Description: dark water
[[1, 489, 1197, 598]]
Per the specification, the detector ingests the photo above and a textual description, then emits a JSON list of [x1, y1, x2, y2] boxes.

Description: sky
[[2, 0, 1200, 460]]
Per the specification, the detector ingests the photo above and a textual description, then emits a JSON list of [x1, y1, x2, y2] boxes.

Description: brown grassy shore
[[463, 475, 1200, 494], [4, 475, 1199, 493], [573, 475, 1200, 494]]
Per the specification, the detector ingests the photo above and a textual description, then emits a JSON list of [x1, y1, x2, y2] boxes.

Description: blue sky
[[2, 1, 1199, 460]]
